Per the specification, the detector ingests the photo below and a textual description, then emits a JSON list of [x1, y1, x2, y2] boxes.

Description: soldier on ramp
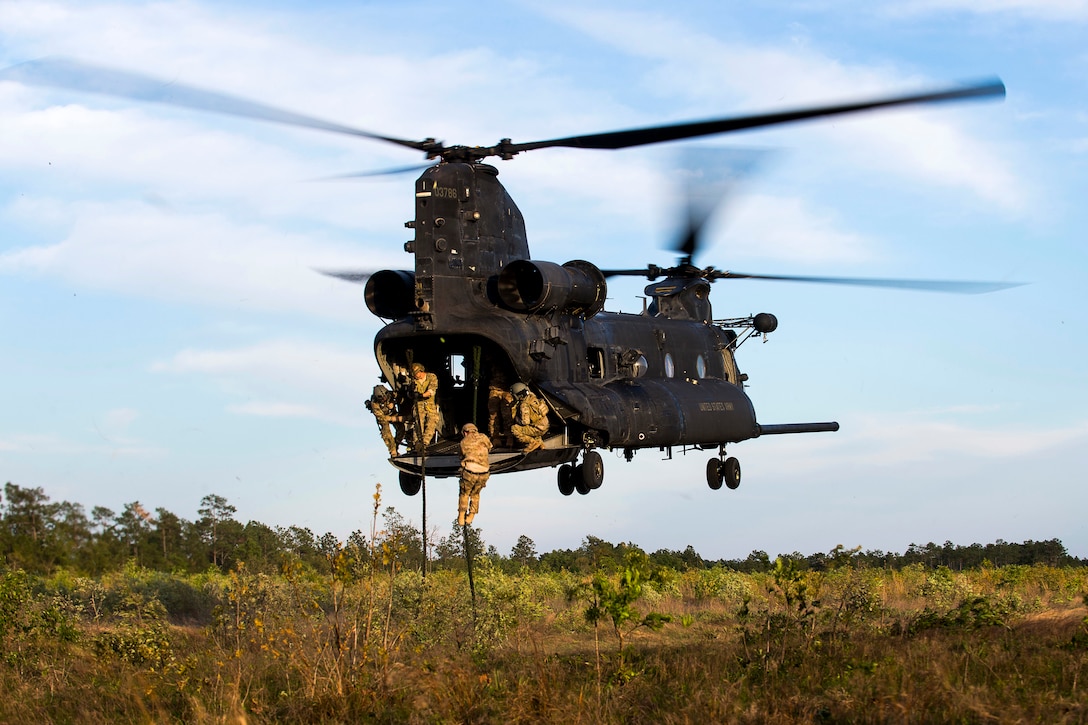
[[510, 382, 550, 453], [366, 384, 404, 458], [411, 362, 440, 452]]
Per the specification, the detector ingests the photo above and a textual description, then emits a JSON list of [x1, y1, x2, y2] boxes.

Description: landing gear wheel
[[706, 458, 723, 490], [399, 471, 422, 496], [574, 465, 591, 495], [724, 457, 741, 489], [582, 450, 604, 490], [558, 464, 575, 496]]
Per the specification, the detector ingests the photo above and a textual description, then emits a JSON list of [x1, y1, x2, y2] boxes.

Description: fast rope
[[418, 393, 428, 579], [420, 465, 427, 579], [471, 345, 482, 426], [463, 522, 478, 618], [405, 353, 429, 579]]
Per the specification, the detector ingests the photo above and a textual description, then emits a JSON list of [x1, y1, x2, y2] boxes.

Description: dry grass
[[1, 564, 1086, 723]]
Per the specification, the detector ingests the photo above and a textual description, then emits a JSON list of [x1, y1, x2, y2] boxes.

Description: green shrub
[[690, 566, 753, 605]]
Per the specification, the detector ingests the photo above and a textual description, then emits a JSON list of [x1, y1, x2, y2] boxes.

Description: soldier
[[366, 384, 403, 457], [487, 375, 515, 447], [458, 423, 492, 526], [411, 362, 440, 451], [509, 382, 549, 453]]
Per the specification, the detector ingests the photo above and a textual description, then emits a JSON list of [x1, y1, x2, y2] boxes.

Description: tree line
[[1, 481, 1082, 576]]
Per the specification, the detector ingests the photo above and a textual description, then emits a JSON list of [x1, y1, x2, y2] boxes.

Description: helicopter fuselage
[[366, 162, 833, 485]]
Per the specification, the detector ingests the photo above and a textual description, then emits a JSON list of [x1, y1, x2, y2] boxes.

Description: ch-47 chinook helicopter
[[3, 59, 1017, 497]]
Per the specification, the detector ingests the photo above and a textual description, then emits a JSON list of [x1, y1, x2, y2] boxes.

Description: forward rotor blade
[[507, 79, 1005, 153], [715, 271, 1023, 294], [0, 57, 432, 153], [316, 269, 373, 284], [674, 147, 771, 261]]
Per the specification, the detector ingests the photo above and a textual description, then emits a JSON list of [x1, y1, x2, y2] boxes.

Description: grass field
[[2, 556, 1087, 723]]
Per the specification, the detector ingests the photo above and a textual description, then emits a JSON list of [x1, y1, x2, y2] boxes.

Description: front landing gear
[[558, 464, 575, 496], [557, 450, 605, 496], [706, 454, 741, 491]]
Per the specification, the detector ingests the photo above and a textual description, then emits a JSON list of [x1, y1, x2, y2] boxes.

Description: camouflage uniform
[[366, 384, 402, 457], [412, 363, 440, 451], [458, 424, 492, 525], [511, 386, 550, 452], [487, 380, 515, 447]]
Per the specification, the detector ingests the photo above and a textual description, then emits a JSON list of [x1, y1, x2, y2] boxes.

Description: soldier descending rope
[[457, 423, 492, 526]]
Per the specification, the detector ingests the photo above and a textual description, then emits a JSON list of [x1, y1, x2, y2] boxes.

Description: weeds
[[1, 544, 1086, 722]]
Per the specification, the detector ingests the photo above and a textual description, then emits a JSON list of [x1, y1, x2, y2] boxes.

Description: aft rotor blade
[[0, 57, 432, 153], [507, 79, 1005, 153], [600, 266, 666, 279], [316, 269, 373, 284], [716, 271, 1023, 294], [314, 162, 438, 180]]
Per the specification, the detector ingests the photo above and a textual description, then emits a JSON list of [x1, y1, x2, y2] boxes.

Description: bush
[[689, 566, 752, 605]]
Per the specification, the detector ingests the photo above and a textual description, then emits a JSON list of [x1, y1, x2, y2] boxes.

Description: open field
[[3, 557, 1087, 723]]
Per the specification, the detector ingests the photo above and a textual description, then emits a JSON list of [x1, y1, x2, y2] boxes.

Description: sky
[[2, 0, 1087, 561]]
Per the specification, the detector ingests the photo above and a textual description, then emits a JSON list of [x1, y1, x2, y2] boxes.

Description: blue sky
[[2, 0, 1086, 560]]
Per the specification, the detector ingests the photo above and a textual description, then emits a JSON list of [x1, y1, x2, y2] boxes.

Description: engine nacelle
[[497, 259, 607, 318], [365, 270, 416, 320]]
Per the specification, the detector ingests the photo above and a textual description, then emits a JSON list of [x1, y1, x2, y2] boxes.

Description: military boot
[[457, 493, 469, 526]]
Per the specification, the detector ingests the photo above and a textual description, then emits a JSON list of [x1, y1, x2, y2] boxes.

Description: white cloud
[[5, 0, 1012, 312], [542, 6, 1026, 212], [0, 199, 392, 320], [153, 340, 378, 425], [227, 401, 326, 420], [0, 433, 72, 453], [0, 99, 408, 232], [891, 0, 1088, 21], [717, 193, 875, 265], [759, 412, 1088, 473], [0, 431, 163, 458], [100, 407, 139, 433]]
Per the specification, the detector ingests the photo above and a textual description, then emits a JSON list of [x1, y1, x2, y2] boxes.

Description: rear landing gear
[[706, 454, 741, 491], [723, 456, 741, 489], [706, 459, 723, 490], [399, 471, 422, 496], [557, 450, 605, 496]]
